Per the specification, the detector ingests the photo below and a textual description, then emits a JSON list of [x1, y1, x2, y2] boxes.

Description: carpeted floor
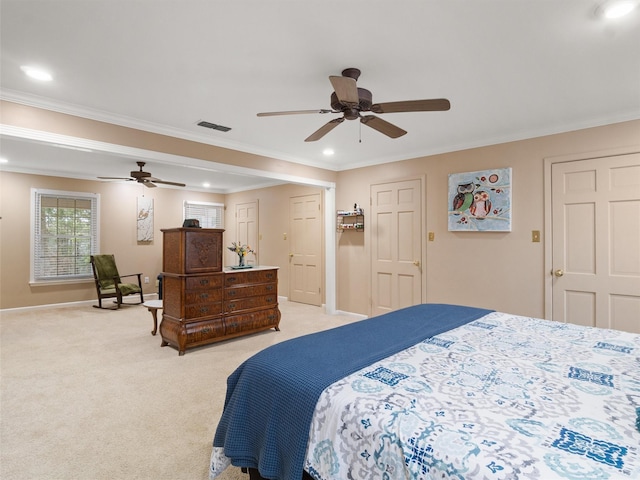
[[0, 299, 361, 480]]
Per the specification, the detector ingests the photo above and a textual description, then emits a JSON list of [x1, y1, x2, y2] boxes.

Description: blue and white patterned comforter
[[304, 312, 640, 479]]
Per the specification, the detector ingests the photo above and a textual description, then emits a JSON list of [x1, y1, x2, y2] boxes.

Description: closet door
[[289, 194, 322, 306], [551, 153, 640, 333], [371, 178, 423, 316], [236, 201, 258, 266]]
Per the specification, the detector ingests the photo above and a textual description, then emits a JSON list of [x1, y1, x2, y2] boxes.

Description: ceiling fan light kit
[[257, 68, 451, 142]]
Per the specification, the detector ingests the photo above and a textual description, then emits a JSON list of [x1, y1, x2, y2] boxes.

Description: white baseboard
[[0, 293, 159, 313]]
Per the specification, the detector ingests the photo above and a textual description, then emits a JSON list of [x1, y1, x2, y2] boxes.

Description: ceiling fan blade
[[370, 98, 451, 114], [150, 179, 186, 187], [360, 115, 407, 139], [304, 118, 345, 142], [329, 76, 359, 105], [142, 180, 157, 188], [97, 176, 133, 181], [257, 109, 336, 117]]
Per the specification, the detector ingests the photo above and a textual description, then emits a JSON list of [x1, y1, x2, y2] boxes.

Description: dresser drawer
[[185, 274, 223, 290], [225, 294, 278, 313], [184, 301, 223, 319], [224, 307, 280, 335], [185, 318, 225, 345], [185, 289, 223, 304], [224, 269, 277, 287], [225, 282, 276, 299]]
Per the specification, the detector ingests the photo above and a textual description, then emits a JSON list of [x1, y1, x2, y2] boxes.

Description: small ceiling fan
[[98, 161, 186, 188], [257, 68, 451, 142]]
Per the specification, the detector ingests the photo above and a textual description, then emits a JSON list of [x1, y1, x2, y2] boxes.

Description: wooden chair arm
[[117, 273, 142, 280]]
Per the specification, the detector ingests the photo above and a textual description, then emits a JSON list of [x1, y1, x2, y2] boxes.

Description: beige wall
[[335, 120, 640, 318], [0, 170, 324, 309], [0, 172, 227, 309], [224, 184, 326, 303], [2, 100, 639, 318]]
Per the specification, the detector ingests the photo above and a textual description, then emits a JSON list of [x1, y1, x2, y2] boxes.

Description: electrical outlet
[[144, 276, 149, 284]]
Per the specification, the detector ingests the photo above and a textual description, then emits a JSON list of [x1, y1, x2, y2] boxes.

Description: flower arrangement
[[228, 242, 254, 266], [228, 241, 254, 257]]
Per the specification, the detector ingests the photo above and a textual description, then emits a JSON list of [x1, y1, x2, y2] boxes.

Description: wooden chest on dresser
[[159, 227, 280, 355]]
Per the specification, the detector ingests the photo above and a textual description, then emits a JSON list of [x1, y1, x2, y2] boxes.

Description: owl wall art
[[448, 168, 512, 232]]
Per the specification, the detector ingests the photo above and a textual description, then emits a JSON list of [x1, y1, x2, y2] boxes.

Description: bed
[[209, 304, 640, 480]]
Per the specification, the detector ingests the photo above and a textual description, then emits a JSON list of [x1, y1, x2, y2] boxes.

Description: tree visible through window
[[32, 189, 100, 281]]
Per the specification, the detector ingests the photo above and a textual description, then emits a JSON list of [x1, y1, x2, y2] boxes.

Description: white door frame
[[543, 145, 640, 320]]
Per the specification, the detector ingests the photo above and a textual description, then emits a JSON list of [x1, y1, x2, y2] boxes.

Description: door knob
[[289, 253, 294, 258], [413, 260, 421, 267], [554, 269, 564, 277]]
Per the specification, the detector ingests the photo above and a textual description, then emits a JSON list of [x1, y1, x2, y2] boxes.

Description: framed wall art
[[448, 167, 512, 232], [137, 196, 154, 241]]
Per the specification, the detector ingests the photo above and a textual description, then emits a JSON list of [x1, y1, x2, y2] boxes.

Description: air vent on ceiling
[[197, 120, 231, 132]]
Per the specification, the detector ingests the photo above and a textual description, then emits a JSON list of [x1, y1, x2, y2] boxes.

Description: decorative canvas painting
[[448, 168, 512, 232], [137, 196, 154, 241]]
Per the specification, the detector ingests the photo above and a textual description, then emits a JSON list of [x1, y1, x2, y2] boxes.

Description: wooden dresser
[[160, 227, 280, 355], [224, 267, 280, 337]]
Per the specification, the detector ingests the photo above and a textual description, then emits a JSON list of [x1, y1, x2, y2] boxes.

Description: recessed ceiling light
[[0, 158, 8, 164], [596, 0, 637, 18], [20, 65, 53, 81], [323, 149, 335, 156], [202, 182, 211, 188]]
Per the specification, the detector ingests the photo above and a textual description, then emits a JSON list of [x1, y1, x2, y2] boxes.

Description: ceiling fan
[[98, 161, 186, 188], [257, 68, 451, 142]]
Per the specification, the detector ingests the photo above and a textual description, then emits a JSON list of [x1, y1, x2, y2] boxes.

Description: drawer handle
[[200, 279, 210, 286], [266, 297, 274, 303], [266, 285, 274, 291], [200, 307, 209, 314], [227, 276, 237, 283], [266, 273, 274, 279], [200, 293, 209, 299], [201, 327, 211, 334], [228, 322, 238, 329], [228, 291, 237, 297], [228, 303, 236, 309]]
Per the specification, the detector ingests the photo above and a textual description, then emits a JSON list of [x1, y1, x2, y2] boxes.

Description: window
[[31, 189, 100, 282], [183, 201, 224, 228]]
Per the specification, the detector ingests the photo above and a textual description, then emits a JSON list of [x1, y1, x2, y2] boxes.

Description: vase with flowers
[[228, 241, 254, 268]]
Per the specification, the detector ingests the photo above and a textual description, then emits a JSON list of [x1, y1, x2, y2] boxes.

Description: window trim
[[30, 188, 100, 284]]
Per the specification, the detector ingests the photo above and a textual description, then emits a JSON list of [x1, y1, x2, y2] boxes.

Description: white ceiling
[[1, 0, 639, 192]]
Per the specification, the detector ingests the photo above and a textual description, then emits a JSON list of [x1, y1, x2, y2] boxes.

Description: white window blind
[[183, 201, 224, 228], [32, 189, 100, 281]]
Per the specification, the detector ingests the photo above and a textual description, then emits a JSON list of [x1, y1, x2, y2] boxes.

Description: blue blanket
[[213, 303, 493, 480]]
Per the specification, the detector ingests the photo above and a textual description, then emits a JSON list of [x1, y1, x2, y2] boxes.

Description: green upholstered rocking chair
[[90, 254, 144, 309]]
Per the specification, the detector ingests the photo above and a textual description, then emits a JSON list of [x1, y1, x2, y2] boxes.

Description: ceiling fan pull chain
[[359, 120, 362, 143]]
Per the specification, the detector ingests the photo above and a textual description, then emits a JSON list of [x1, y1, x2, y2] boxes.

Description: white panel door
[[551, 153, 640, 333], [371, 179, 422, 316], [236, 201, 258, 266], [289, 194, 322, 306]]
